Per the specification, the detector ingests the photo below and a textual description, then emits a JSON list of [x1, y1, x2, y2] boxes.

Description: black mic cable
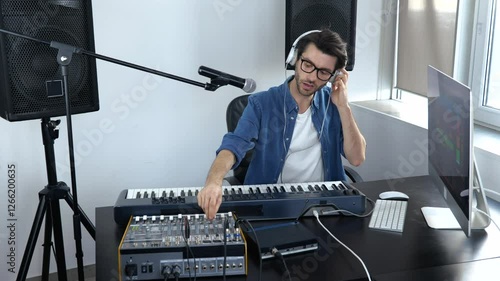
[[238, 218, 262, 281], [272, 247, 291, 281], [161, 264, 172, 281], [223, 216, 229, 281], [172, 265, 181, 281], [182, 216, 196, 281], [183, 216, 190, 240], [295, 199, 310, 222]]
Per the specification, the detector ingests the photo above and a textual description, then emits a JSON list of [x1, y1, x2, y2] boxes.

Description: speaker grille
[[0, 0, 98, 121], [286, 0, 357, 71]]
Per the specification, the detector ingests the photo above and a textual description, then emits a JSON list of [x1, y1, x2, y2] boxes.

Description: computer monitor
[[423, 65, 490, 237]]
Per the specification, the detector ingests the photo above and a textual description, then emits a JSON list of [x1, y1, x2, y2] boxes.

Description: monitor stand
[[422, 155, 491, 235]]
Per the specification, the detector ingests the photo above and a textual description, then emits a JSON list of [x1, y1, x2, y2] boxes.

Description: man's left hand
[[330, 68, 349, 108]]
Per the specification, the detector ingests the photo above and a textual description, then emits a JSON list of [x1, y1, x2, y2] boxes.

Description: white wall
[[345, 105, 429, 184], [0, 0, 395, 278]]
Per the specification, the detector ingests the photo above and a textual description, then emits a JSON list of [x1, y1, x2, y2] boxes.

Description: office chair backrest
[[226, 95, 250, 132], [226, 94, 253, 184]]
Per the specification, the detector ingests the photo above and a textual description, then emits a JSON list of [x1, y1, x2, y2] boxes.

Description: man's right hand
[[197, 182, 223, 220], [197, 149, 235, 220]]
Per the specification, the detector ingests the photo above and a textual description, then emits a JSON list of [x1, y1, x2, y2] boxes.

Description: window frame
[[470, 0, 500, 129]]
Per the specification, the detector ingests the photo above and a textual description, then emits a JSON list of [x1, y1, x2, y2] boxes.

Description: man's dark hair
[[295, 29, 348, 71]]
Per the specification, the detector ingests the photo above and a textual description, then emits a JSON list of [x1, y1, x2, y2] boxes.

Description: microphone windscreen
[[243, 79, 256, 93]]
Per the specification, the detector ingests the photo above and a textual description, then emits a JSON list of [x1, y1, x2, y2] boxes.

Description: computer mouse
[[379, 191, 409, 201], [460, 189, 469, 197]]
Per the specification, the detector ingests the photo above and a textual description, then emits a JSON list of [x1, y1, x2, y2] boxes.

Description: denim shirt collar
[[282, 75, 322, 114]]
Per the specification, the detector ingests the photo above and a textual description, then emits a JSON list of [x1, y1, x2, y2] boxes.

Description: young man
[[198, 29, 366, 219]]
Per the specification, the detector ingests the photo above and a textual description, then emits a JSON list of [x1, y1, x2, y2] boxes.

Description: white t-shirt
[[278, 106, 324, 183]]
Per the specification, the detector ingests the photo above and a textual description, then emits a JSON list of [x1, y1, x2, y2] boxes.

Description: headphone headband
[[285, 30, 321, 68]]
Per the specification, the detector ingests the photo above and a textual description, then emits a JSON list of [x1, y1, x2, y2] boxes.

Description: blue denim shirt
[[217, 76, 346, 184]]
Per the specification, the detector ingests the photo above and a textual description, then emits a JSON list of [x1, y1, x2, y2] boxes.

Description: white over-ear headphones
[[285, 30, 321, 68]]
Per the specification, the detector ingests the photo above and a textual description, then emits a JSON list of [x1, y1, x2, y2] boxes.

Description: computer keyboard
[[368, 199, 408, 233]]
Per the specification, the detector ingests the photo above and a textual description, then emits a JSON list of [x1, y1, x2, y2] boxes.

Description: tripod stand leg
[[41, 204, 53, 281], [65, 192, 95, 280], [40, 199, 68, 281], [50, 200, 68, 281], [65, 193, 96, 239], [16, 196, 48, 281]]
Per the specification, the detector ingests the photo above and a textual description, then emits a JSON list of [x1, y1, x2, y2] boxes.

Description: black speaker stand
[[16, 118, 96, 281]]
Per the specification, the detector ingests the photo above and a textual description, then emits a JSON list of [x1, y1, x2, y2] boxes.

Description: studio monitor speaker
[[286, 0, 357, 71], [0, 0, 98, 122]]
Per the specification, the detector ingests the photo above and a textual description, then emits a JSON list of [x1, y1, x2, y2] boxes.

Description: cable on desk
[[238, 218, 262, 281], [475, 208, 500, 232], [322, 197, 376, 217], [313, 210, 372, 281], [272, 247, 291, 281]]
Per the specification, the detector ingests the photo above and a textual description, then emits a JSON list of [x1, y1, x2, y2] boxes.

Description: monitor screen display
[[427, 66, 471, 220], [426, 66, 490, 237]]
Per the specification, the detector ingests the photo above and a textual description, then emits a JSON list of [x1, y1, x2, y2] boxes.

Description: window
[[395, 0, 459, 125], [395, 0, 458, 96], [394, 0, 500, 130], [471, 0, 500, 128]]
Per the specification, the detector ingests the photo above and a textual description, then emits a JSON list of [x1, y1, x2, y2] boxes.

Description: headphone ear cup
[[290, 49, 298, 66], [285, 29, 321, 68], [285, 46, 296, 67], [329, 70, 340, 84]]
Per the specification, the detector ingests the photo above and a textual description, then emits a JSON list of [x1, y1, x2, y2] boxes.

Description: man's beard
[[294, 73, 325, 97]]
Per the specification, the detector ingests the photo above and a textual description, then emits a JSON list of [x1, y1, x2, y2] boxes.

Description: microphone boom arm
[[78, 48, 222, 91], [0, 27, 221, 91]]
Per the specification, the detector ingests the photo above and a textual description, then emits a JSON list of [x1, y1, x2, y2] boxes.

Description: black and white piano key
[[125, 181, 348, 200]]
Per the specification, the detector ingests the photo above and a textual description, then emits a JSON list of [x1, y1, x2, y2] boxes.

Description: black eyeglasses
[[299, 57, 334, 81]]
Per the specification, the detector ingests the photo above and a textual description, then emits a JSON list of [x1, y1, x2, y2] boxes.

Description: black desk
[[96, 176, 500, 281]]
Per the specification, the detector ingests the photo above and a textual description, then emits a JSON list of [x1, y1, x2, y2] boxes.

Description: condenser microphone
[[198, 66, 256, 93]]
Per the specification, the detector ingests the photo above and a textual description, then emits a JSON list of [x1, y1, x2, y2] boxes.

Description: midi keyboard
[[114, 181, 366, 225]]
